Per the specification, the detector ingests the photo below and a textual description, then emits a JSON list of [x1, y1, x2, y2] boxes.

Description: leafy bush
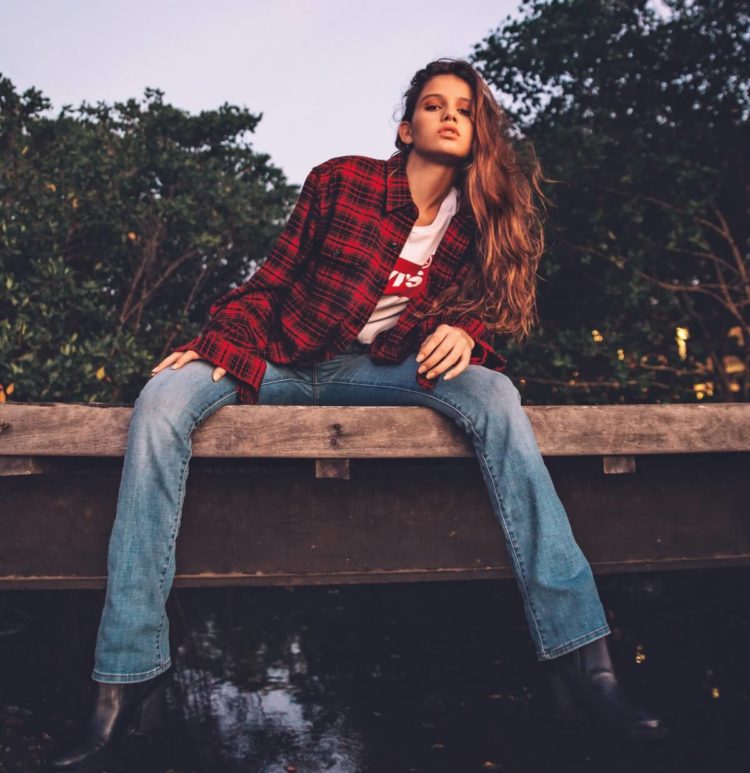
[[0, 78, 299, 403]]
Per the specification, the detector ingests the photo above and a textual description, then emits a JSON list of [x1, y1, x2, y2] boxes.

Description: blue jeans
[[92, 342, 609, 683]]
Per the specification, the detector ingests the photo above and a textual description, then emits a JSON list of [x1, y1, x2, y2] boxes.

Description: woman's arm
[[155, 164, 327, 396]]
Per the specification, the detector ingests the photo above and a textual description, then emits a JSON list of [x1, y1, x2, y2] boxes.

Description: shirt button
[[389, 241, 398, 249], [332, 248, 341, 256]]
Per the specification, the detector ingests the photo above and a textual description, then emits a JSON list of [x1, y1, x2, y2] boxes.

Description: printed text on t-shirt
[[383, 254, 433, 299]]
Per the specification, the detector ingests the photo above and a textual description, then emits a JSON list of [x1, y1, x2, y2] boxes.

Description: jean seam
[[154, 387, 238, 667], [262, 377, 311, 387], [93, 659, 172, 682], [322, 377, 548, 652], [538, 624, 612, 660]]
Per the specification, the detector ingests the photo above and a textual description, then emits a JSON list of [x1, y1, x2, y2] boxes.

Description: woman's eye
[[425, 104, 472, 117]]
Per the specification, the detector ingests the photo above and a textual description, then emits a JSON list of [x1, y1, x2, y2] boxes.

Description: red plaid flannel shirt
[[174, 150, 507, 403]]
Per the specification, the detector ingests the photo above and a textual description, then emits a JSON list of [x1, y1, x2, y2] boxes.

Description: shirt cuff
[[468, 337, 508, 371], [416, 370, 434, 390], [172, 331, 267, 404]]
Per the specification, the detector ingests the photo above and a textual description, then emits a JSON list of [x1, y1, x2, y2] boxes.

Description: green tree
[[472, 0, 749, 403], [0, 77, 299, 403]]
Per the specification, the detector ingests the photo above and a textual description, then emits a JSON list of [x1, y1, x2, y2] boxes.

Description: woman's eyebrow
[[420, 93, 473, 103]]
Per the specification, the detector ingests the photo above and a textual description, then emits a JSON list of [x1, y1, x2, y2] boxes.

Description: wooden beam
[[602, 455, 637, 474], [1, 403, 749, 458], [0, 452, 748, 587]]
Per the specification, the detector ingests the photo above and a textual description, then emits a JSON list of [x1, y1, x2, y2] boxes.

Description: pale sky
[[1, 0, 522, 185]]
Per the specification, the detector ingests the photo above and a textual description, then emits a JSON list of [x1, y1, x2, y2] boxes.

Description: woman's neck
[[404, 151, 458, 224]]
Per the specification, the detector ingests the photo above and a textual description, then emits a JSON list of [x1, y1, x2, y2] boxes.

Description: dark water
[[1, 568, 749, 772]]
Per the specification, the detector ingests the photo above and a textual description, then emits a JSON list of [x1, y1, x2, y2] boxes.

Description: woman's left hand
[[416, 324, 474, 381]]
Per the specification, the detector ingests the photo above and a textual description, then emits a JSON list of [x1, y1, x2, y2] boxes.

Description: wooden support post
[[602, 455, 637, 474], [0, 456, 46, 477], [315, 459, 351, 479]]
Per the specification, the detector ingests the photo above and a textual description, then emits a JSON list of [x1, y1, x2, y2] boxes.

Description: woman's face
[[399, 73, 475, 163]]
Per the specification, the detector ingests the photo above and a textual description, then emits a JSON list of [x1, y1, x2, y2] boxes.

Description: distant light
[[676, 326, 689, 360], [712, 687, 720, 700], [728, 326, 745, 346], [722, 355, 745, 375], [591, 329, 603, 343], [635, 644, 646, 665], [616, 348, 625, 360]]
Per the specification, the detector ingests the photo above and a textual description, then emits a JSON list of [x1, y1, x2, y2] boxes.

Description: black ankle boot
[[48, 669, 171, 771], [545, 635, 667, 740]]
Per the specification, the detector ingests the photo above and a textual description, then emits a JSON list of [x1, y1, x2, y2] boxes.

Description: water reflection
[[1, 569, 750, 772], [163, 607, 366, 772]]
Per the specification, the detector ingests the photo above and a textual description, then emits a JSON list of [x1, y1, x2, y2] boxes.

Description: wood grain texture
[[1, 402, 749, 458], [1, 452, 748, 587]]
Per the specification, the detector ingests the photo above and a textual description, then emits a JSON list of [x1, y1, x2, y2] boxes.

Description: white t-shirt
[[356, 186, 459, 344]]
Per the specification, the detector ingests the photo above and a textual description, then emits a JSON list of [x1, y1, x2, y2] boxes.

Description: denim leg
[[92, 358, 316, 684], [316, 352, 611, 660], [91, 361, 239, 683]]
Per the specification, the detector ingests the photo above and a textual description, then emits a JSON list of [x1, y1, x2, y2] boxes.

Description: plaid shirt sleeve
[[172, 165, 325, 403]]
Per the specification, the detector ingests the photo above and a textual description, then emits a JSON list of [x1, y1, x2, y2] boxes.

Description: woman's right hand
[[151, 350, 228, 382]]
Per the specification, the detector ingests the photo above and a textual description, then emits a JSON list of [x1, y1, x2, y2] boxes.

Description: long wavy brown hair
[[394, 58, 549, 342]]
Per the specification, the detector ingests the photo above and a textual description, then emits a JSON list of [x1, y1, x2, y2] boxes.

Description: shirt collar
[[384, 150, 474, 223]]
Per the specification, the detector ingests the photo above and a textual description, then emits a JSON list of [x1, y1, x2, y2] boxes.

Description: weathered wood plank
[[7, 557, 750, 591], [1, 403, 749, 457], [0, 452, 747, 588]]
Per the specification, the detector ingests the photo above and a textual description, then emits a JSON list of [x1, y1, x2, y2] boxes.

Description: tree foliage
[[472, 0, 749, 403], [0, 78, 299, 403], [2, 0, 748, 406]]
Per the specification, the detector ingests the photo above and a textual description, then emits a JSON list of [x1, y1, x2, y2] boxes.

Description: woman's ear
[[398, 120, 412, 145]]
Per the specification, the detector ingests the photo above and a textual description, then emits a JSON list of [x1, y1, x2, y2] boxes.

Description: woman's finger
[[424, 345, 462, 379], [212, 367, 226, 382], [170, 350, 198, 370], [418, 329, 457, 373], [416, 333, 439, 365], [443, 348, 472, 380], [151, 351, 183, 375], [416, 325, 452, 366]]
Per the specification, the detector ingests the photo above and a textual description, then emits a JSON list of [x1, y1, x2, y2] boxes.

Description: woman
[[51, 58, 665, 770]]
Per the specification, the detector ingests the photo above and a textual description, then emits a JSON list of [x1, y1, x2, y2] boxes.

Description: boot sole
[[47, 672, 170, 771]]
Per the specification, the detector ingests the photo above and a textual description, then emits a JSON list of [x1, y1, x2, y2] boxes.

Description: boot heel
[[545, 671, 580, 722], [131, 679, 168, 734]]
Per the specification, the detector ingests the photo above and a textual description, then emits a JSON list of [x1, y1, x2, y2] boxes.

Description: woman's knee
[[489, 370, 522, 404], [451, 366, 522, 412], [133, 360, 224, 431]]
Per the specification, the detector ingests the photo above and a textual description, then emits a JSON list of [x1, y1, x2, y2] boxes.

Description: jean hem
[[92, 659, 172, 684], [536, 624, 611, 661]]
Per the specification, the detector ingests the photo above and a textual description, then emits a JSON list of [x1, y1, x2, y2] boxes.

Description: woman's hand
[[151, 350, 227, 382], [416, 324, 474, 382]]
